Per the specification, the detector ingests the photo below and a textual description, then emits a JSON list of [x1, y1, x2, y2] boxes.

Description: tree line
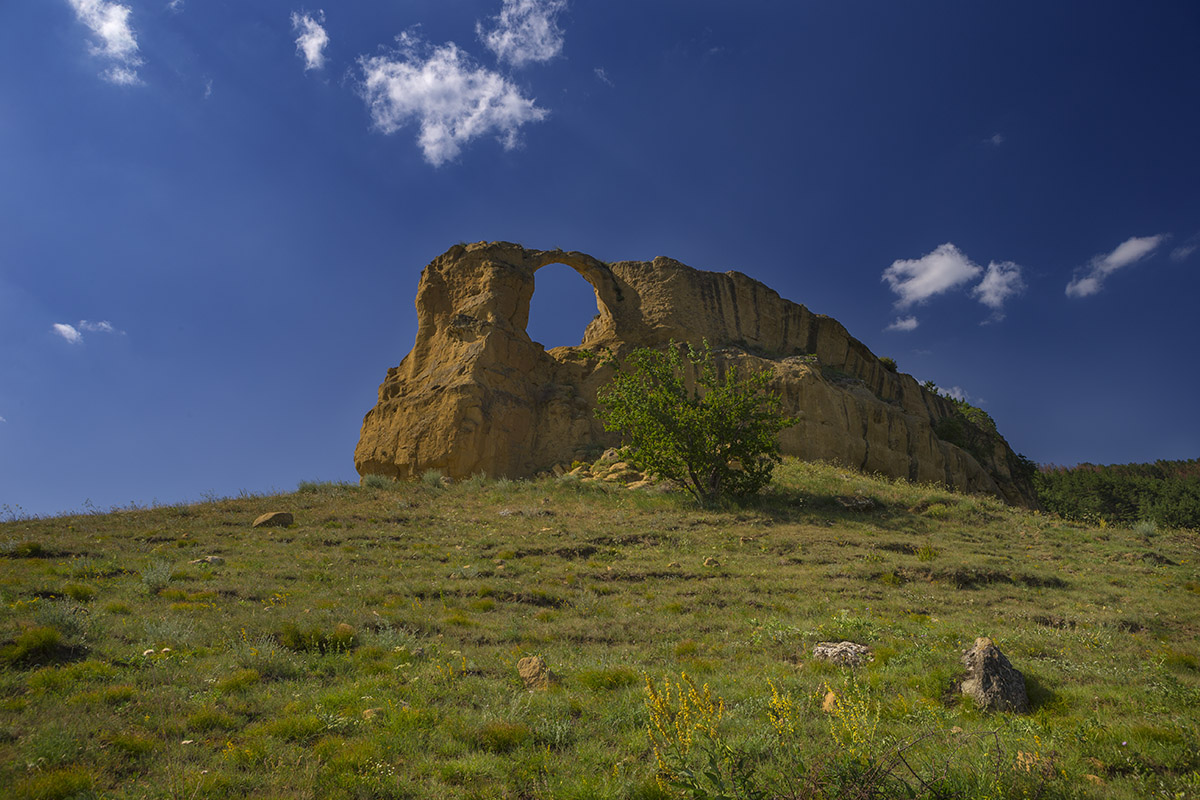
[[1034, 459, 1200, 529]]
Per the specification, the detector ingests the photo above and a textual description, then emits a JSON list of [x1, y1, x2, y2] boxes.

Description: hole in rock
[[526, 263, 601, 350]]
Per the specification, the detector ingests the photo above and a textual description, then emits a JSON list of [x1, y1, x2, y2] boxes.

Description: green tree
[[595, 341, 793, 502]]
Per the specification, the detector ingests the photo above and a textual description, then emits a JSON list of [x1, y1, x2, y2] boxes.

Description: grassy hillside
[[2, 461, 1198, 799]]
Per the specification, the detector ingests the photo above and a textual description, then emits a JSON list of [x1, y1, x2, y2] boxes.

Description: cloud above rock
[[1066, 234, 1166, 298], [359, 33, 547, 166]]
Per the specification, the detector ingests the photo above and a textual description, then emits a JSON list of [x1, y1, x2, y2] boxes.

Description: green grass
[[1, 459, 1197, 798]]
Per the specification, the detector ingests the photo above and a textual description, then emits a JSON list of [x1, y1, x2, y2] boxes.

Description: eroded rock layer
[[355, 242, 1037, 506]]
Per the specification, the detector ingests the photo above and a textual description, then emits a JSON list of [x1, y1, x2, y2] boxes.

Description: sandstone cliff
[[355, 242, 1038, 507]]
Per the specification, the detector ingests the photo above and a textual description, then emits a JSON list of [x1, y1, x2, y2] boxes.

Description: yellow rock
[[355, 242, 1036, 507]]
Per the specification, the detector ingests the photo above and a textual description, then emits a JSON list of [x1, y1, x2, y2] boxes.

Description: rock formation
[[355, 242, 1037, 506], [960, 637, 1030, 713]]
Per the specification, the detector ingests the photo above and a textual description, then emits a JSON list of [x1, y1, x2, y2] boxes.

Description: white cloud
[[53, 323, 83, 344], [477, 0, 567, 68], [203, 78, 213, 99], [971, 260, 1025, 320], [66, 0, 144, 85], [166, 0, 183, 12], [1065, 234, 1166, 298], [985, 133, 1004, 146], [52, 320, 120, 344], [359, 34, 548, 166], [594, 67, 613, 86], [291, 10, 329, 71], [882, 243, 983, 308], [886, 316, 919, 332], [0, 416, 7, 424], [1170, 244, 1196, 262]]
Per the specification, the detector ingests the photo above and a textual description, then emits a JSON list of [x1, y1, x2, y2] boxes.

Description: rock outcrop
[[355, 242, 1037, 507], [960, 637, 1030, 713]]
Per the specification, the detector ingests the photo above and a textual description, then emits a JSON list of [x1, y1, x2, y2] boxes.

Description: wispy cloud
[[166, 0, 183, 12], [972, 260, 1025, 321], [882, 243, 982, 308], [937, 385, 981, 404], [477, 0, 567, 68], [1170, 241, 1197, 263], [66, 0, 144, 85], [52, 323, 84, 344], [52, 320, 121, 344], [359, 33, 548, 166], [886, 316, 919, 332], [0, 416, 7, 424], [984, 133, 1004, 146], [1065, 234, 1166, 298], [594, 67, 613, 86], [291, 10, 329, 71]]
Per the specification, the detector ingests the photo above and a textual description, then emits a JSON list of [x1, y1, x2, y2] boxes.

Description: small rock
[[835, 495, 876, 511], [517, 655, 560, 690], [600, 448, 620, 462], [160, 648, 171, 655], [252, 511, 293, 528], [362, 707, 384, 720], [703, 557, 719, 567], [1084, 775, 1105, 786], [142, 648, 156, 657], [960, 637, 1030, 713], [666, 561, 681, 569], [821, 689, 839, 713], [625, 479, 654, 490], [813, 641, 873, 667], [188, 555, 224, 566]]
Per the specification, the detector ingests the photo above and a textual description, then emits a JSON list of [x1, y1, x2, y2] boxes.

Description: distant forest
[[1035, 459, 1200, 529]]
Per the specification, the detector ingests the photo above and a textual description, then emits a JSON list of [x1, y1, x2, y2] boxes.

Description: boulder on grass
[[813, 641, 873, 667], [517, 655, 560, 690], [960, 637, 1029, 713], [252, 512, 293, 528]]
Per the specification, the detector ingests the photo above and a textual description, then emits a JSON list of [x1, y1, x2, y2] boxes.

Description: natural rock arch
[[355, 241, 1038, 506], [525, 261, 609, 351]]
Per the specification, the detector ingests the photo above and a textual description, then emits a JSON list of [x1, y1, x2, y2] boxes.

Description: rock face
[[355, 242, 1037, 507], [960, 637, 1030, 713]]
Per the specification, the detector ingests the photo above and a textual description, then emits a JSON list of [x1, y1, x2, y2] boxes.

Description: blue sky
[[2, 1, 1198, 517]]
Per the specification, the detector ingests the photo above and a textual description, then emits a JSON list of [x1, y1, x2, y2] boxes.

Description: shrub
[[1, 627, 65, 667], [361, 473, 396, 490], [62, 584, 96, 603], [278, 622, 358, 654], [596, 341, 792, 502], [879, 356, 898, 373], [140, 560, 173, 594], [421, 469, 446, 489]]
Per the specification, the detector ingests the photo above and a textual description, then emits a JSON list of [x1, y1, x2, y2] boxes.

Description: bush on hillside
[[595, 340, 793, 502]]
